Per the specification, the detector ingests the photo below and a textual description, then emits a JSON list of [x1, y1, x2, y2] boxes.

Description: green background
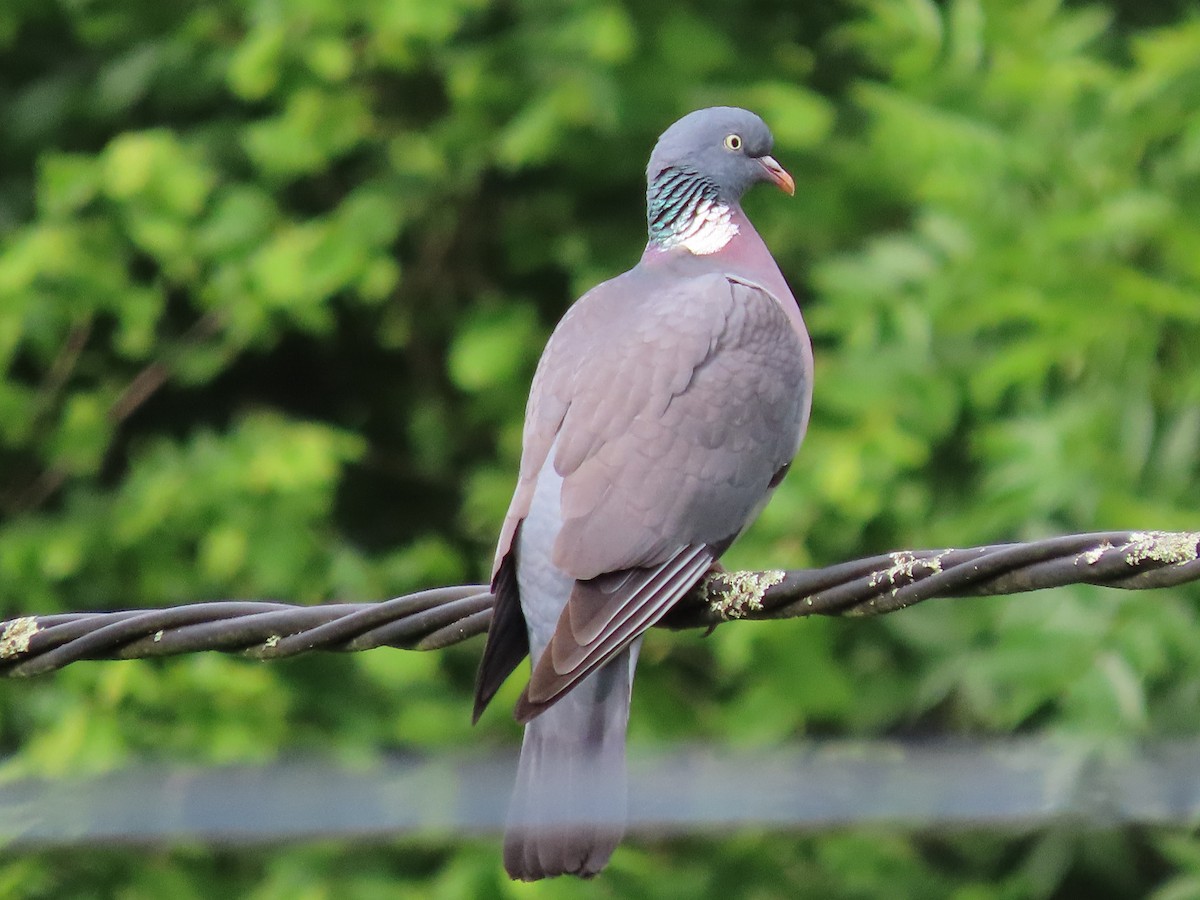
[[3, 0, 1200, 895]]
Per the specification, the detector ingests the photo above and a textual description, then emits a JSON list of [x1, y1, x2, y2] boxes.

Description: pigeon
[[472, 106, 813, 881]]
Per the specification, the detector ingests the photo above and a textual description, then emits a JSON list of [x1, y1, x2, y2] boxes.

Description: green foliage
[[2, 0, 1200, 895]]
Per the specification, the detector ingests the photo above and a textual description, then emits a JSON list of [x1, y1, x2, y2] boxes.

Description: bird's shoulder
[[538, 264, 795, 388]]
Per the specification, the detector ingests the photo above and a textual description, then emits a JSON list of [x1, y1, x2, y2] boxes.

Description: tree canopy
[[2, 0, 1200, 896]]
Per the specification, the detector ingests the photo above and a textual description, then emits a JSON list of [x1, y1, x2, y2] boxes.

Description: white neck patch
[[663, 199, 738, 256]]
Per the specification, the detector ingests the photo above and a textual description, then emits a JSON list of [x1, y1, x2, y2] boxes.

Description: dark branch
[[2, 530, 1197, 678]]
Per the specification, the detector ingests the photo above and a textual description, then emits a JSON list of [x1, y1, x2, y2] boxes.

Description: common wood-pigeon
[[473, 106, 813, 880]]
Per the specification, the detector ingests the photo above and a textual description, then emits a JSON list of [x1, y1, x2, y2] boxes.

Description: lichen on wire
[[2, 530, 1198, 678]]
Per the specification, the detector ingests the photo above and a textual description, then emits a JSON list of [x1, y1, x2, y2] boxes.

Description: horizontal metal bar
[[3, 739, 1198, 844]]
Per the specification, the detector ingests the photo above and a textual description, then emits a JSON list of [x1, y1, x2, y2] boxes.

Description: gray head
[[646, 106, 794, 203]]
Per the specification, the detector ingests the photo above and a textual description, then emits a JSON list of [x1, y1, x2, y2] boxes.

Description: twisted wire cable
[[2, 529, 1196, 677]]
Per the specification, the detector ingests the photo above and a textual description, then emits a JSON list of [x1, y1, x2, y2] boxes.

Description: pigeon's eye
[[724, 134, 742, 151]]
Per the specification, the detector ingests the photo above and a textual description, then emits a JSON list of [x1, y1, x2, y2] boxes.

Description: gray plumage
[[473, 106, 813, 880]]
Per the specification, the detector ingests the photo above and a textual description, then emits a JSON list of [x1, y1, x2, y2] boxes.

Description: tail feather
[[503, 649, 633, 881]]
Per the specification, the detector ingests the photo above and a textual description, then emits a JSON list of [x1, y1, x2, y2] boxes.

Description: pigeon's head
[[646, 107, 794, 202]]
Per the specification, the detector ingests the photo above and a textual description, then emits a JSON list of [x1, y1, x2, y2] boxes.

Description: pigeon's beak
[[758, 155, 795, 196]]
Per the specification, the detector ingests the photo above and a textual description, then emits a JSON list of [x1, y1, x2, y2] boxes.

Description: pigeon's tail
[[503, 649, 633, 881]]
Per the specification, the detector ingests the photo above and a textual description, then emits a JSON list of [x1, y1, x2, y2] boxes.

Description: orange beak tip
[[759, 155, 795, 196]]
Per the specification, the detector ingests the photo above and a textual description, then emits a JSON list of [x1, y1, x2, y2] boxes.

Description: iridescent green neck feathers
[[647, 167, 739, 255]]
